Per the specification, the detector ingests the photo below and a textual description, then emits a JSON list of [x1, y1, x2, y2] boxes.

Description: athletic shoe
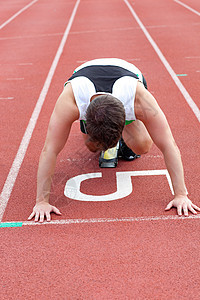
[[118, 138, 140, 161], [99, 142, 119, 168]]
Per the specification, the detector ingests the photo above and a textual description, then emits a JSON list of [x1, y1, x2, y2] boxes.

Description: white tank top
[[66, 58, 143, 122]]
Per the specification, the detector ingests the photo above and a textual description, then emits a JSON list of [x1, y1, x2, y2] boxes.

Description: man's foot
[[99, 143, 119, 168], [118, 138, 140, 161]]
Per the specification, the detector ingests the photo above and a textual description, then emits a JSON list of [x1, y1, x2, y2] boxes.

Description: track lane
[[129, 0, 200, 110], [122, 0, 200, 201], [1, 0, 171, 222], [2, 0, 200, 222], [0, 0, 39, 30], [174, 0, 200, 15], [0, 0, 78, 193]]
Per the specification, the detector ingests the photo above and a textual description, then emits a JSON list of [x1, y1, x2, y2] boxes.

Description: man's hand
[[165, 195, 200, 216], [28, 202, 61, 222]]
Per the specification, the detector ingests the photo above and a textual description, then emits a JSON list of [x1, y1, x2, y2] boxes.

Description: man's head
[[86, 94, 125, 150]]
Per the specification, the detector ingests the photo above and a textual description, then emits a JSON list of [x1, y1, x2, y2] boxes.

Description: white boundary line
[[123, 0, 200, 123], [174, 0, 200, 17], [0, 0, 39, 30], [22, 214, 200, 225], [0, 0, 80, 222], [1, 214, 200, 228]]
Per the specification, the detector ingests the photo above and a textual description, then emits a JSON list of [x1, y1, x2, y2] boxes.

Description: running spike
[[99, 142, 119, 168]]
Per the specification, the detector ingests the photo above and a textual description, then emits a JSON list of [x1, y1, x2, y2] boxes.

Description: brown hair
[[86, 94, 125, 150]]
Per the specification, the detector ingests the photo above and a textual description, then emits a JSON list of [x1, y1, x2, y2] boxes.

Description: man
[[28, 58, 200, 222]]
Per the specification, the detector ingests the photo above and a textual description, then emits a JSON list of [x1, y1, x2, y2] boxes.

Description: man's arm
[[135, 82, 200, 216], [28, 83, 79, 222]]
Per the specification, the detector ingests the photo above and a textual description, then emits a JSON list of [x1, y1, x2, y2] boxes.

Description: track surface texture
[[0, 0, 200, 299]]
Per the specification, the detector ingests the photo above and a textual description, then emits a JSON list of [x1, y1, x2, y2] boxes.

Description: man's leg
[[122, 120, 153, 155], [118, 137, 140, 161]]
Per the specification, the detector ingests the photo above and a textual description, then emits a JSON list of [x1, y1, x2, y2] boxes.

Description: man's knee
[[126, 136, 152, 155], [136, 137, 153, 154]]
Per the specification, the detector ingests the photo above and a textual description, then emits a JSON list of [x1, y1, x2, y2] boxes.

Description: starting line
[[1, 214, 200, 228]]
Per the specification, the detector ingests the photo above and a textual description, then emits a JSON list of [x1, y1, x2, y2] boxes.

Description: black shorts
[[80, 120, 88, 134], [80, 75, 148, 134]]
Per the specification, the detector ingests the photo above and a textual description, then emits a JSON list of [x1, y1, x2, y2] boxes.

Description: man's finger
[[39, 212, 44, 223], [191, 204, 200, 211], [177, 205, 182, 216], [52, 206, 62, 215], [188, 206, 197, 215], [28, 212, 35, 220], [183, 204, 188, 217], [35, 212, 40, 222], [165, 201, 173, 211], [46, 212, 51, 222]]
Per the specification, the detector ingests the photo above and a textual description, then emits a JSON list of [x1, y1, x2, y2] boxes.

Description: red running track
[[0, 0, 200, 299]]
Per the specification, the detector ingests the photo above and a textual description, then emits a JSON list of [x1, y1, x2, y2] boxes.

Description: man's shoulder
[[135, 81, 149, 103], [55, 83, 79, 121]]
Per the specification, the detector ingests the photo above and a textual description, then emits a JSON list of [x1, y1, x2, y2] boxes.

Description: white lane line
[[0, 63, 33, 66], [123, 0, 200, 123], [185, 56, 200, 59], [146, 25, 168, 29], [18, 63, 33, 66], [0, 0, 80, 222], [0, 33, 63, 41], [22, 214, 200, 225], [7, 78, 24, 80], [1, 214, 200, 228], [128, 58, 141, 61], [0, 97, 14, 100], [174, 0, 200, 17], [0, 28, 138, 40], [0, 0, 39, 30]]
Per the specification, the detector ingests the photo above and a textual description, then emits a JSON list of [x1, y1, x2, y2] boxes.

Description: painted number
[[64, 170, 173, 202]]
